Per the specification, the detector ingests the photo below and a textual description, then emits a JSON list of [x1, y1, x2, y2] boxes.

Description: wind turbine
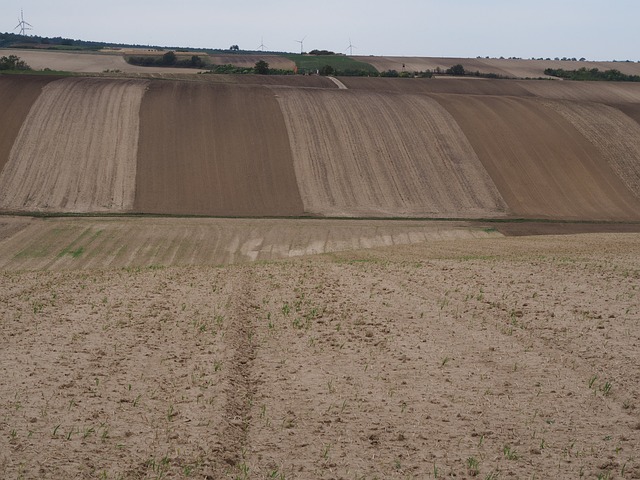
[[346, 38, 357, 56], [257, 37, 267, 52], [295, 35, 307, 54], [15, 9, 33, 36]]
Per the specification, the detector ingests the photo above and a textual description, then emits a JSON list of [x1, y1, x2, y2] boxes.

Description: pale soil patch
[[0, 217, 499, 270], [0, 233, 638, 479], [0, 77, 147, 213], [543, 100, 640, 199], [275, 88, 507, 218], [436, 94, 640, 220]]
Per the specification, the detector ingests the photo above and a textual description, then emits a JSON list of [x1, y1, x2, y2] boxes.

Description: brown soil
[[134, 81, 303, 216], [0, 77, 147, 212], [494, 221, 640, 236], [275, 88, 507, 218], [436, 94, 640, 220], [542, 100, 640, 199], [0, 76, 56, 173], [339, 76, 533, 96], [1, 232, 639, 479]]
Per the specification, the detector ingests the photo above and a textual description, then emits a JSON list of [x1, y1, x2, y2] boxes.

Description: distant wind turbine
[[295, 35, 307, 54], [257, 37, 267, 52], [346, 38, 357, 56], [15, 9, 33, 36]]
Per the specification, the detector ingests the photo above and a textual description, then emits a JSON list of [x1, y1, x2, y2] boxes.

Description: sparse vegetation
[[545, 67, 640, 82]]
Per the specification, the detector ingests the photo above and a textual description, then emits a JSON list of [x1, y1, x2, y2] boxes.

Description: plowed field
[[542, 100, 640, 198], [275, 88, 507, 217], [1, 74, 640, 221], [436, 94, 640, 220], [135, 82, 303, 216], [0, 76, 56, 173], [1, 232, 639, 479], [0, 77, 147, 212]]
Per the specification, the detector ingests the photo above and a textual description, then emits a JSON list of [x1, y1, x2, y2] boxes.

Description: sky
[[3, 0, 639, 61]]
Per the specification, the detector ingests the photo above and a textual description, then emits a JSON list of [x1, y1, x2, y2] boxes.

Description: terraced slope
[[135, 82, 303, 216], [0, 77, 147, 212], [275, 88, 507, 218]]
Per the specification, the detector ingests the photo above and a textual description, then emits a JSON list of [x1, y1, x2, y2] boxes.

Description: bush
[[0, 55, 31, 71], [446, 64, 465, 76], [254, 60, 270, 75]]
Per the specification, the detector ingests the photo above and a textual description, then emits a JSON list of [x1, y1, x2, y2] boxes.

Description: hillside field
[[1, 54, 640, 479]]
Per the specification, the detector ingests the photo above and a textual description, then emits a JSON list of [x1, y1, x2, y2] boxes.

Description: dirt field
[[275, 88, 507, 218], [0, 77, 147, 212], [2, 74, 640, 221], [1, 231, 638, 479], [135, 82, 303, 216], [436, 94, 640, 220]]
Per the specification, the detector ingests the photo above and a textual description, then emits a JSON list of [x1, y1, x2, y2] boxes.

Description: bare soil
[[134, 82, 303, 216], [275, 88, 507, 218], [0, 217, 500, 270], [1, 232, 638, 479], [435, 94, 640, 220], [0, 78, 147, 212], [0, 75, 56, 173]]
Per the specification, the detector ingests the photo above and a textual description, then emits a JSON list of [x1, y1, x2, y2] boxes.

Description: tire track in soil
[[215, 269, 258, 471]]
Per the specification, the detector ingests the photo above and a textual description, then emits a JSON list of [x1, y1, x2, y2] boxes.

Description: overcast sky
[[3, 0, 639, 61]]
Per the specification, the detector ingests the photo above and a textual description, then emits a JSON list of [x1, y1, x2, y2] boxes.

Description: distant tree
[[0, 55, 31, 70], [229, 45, 240, 51], [381, 69, 399, 77], [319, 64, 335, 76], [446, 64, 465, 76], [162, 51, 177, 65], [254, 60, 270, 74], [309, 49, 336, 55], [190, 55, 205, 68]]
